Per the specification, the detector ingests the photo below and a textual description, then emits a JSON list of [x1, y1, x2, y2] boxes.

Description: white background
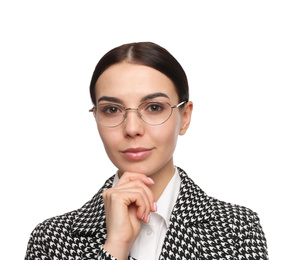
[[0, 1, 289, 259]]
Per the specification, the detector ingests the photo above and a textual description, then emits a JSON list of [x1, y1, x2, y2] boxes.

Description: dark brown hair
[[89, 42, 189, 105]]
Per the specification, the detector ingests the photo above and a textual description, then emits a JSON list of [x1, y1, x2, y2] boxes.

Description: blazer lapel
[[159, 167, 214, 260], [71, 175, 139, 259], [71, 175, 114, 243]]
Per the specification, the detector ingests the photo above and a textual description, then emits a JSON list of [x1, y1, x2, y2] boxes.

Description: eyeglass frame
[[89, 100, 187, 127]]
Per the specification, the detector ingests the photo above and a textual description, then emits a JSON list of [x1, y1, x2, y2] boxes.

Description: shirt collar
[[155, 167, 180, 227], [112, 167, 181, 228], [112, 171, 119, 186]]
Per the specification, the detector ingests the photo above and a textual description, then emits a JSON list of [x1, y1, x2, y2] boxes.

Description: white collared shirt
[[112, 167, 181, 260]]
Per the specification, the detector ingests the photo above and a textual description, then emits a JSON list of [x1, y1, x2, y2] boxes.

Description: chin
[[116, 162, 158, 176]]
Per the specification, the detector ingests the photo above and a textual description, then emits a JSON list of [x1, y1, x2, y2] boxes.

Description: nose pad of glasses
[[137, 111, 142, 118], [123, 109, 143, 125]]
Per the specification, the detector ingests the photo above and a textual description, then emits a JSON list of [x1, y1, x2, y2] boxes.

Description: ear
[[179, 101, 193, 136]]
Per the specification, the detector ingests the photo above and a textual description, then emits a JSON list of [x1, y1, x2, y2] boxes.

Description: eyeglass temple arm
[[172, 101, 187, 108]]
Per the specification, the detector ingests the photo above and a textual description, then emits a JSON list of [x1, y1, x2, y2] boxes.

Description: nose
[[123, 109, 145, 137]]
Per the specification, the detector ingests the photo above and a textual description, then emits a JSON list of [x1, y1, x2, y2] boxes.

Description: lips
[[121, 147, 153, 160]]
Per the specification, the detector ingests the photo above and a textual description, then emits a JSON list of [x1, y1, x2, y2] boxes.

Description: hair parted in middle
[[89, 42, 189, 105]]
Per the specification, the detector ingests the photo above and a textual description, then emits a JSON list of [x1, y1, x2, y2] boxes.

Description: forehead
[[95, 63, 178, 103]]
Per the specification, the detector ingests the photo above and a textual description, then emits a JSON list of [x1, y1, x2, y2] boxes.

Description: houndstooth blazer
[[25, 167, 268, 260]]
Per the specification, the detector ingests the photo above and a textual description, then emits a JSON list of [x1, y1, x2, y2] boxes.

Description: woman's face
[[95, 62, 192, 177]]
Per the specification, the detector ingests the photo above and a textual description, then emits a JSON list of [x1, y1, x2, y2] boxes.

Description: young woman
[[25, 42, 268, 260]]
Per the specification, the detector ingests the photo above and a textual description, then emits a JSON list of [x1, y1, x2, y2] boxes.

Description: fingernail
[[154, 202, 157, 212], [147, 214, 151, 223], [148, 177, 154, 184], [141, 213, 145, 220]]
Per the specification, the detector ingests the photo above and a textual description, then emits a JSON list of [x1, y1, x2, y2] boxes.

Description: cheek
[[97, 126, 121, 157], [151, 117, 181, 150]]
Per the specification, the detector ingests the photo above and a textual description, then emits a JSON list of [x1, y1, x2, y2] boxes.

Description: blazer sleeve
[[235, 211, 268, 260], [87, 246, 136, 260], [25, 223, 50, 260], [25, 223, 136, 260]]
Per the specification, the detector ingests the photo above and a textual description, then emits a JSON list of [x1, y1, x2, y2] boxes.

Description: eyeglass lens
[[95, 101, 173, 127]]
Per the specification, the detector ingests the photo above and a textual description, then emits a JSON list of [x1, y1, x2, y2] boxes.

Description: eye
[[100, 104, 123, 115], [145, 103, 165, 113]]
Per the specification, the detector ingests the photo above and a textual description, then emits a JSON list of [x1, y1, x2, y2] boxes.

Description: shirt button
[[146, 228, 153, 236]]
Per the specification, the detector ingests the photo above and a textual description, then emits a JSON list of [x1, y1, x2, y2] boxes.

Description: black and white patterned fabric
[[25, 167, 268, 259]]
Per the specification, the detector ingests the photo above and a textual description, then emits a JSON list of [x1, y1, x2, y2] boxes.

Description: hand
[[102, 172, 156, 260]]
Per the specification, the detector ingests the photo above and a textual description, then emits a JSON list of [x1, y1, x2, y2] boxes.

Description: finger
[[104, 189, 149, 221], [116, 172, 155, 187], [106, 186, 152, 220], [116, 187, 152, 220], [116, 172, 156, 212], [113, 180, 156, 212]]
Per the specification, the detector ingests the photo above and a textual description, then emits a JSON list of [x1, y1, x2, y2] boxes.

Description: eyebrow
[[97, 96, 124, 104], [140, 92, 170, 102], [97, 92, 170, 104]]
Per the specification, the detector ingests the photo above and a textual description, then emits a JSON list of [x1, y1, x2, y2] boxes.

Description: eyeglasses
[[89, 101, 186, 127]]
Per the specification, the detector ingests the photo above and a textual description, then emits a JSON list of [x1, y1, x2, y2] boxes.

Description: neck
[[148, 160, 175, 201]]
